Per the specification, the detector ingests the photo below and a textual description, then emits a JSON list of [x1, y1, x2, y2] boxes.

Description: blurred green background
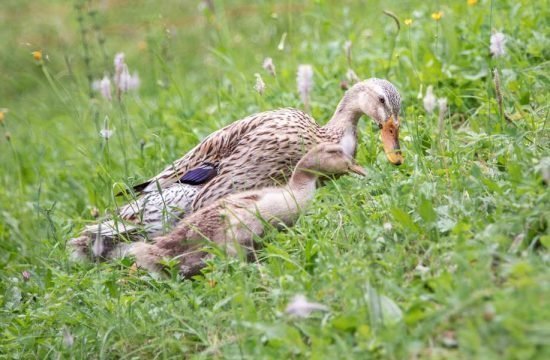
[[1, 0, 548, 358]]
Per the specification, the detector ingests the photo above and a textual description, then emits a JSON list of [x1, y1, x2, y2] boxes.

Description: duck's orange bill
[[381, 117, 404, 165], [349, 162, 367, 176]]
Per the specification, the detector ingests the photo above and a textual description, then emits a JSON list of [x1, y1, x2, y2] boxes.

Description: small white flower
[[285, 295, 328, 318], [423, 85, 436, 114], [415, 263, 430, 275], [490, 32, 506, 58], [100, 117, 114, 140], [383, 222, 393, 231], [262, 57, 276, 76], [403, 135, 412, 142], [99, 129, 114, 140], [297, 64, 314, 108], [346, 68, 360, 84], [254, 73, 265, 95], [99, 76, 112, 100]]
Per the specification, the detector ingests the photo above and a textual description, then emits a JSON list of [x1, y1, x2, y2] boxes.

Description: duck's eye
[[379, 97, 385, 104]]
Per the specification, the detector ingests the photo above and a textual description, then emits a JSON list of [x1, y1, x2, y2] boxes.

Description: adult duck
[[69, 78, 402, 260]]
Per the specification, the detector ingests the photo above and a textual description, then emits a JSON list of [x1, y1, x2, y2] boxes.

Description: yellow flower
[[0, 111, 4, 124], [431, 11, 443, 21], [32, 50, 42, 61], [404, 19, 413, 26], [467, 0, 478, 5]]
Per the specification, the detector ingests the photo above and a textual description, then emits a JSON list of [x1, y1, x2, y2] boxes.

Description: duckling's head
[[299, 143, 366, 177], [340, 78, 403, 165]]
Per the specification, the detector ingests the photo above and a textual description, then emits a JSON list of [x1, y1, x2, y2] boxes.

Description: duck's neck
[[323, 88, 363, 132], [323, 89, 363, 156]]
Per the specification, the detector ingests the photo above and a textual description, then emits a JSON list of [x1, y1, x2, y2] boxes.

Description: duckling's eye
[[379, 97, 385, 104]]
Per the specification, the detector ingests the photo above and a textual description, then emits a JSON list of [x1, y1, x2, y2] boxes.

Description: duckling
[[130, 143, 366, 277]]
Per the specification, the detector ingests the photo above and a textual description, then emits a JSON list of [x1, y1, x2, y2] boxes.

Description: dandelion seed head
[[490, 32, 507, 57], [423, 86, 437, 114]]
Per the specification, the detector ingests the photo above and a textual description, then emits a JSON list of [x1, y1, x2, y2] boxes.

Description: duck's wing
[[191, 110, 320, 210], [133, 113, 268, 194]]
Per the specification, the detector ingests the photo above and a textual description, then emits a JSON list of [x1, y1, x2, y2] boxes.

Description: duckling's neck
[[288, 170, 318, 201]]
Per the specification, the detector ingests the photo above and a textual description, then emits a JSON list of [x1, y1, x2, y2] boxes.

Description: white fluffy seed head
[[297, 64, 314, 106], [423, 85, 436, 114], [99, 76, 112, 100], [254, 73, 265, 95], [438, 97, 448, 115], [114, 52, 125, 74], [262, 57, 276, 76], [490, 32, 507, 57], [285, 295, 328, 318]]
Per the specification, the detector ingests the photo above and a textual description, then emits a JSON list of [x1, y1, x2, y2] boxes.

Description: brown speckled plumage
[[69, 78, 402, 261]]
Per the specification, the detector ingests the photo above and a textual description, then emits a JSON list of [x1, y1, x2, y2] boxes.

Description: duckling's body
[[130, 143, 365, 277], [69, 78, 401, 261]]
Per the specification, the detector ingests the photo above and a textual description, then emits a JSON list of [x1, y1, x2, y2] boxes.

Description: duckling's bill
[[349, 162, 367, 176], [381, 116, 404, 165]]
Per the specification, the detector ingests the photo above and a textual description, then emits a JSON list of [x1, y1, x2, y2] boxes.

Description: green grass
[[1, 0, 549, 358]]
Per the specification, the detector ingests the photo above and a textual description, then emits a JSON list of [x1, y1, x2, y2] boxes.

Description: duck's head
[[300, 143, 367, 177], [336, 78, 404, 165]]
